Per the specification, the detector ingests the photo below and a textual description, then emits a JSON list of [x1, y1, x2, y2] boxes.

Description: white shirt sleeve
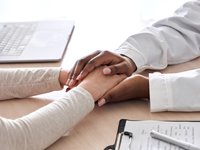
[[0, 86, 94, 150], [149, 69, 200, 112], [115, 0, 200, 73], [0, 68, 62, 100]]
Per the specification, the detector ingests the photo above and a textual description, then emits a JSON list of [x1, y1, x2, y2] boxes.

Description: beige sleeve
[[0, 67, 62, 100], [0, 86, 95, 150]]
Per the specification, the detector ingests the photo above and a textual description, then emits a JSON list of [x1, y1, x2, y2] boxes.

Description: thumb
[[97, 85, 121, 106], [103, 62, 133, 76]]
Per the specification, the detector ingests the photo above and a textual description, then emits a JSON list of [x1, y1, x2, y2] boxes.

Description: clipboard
[[104, 119, 131, 150], [104, 119, 200, 150]]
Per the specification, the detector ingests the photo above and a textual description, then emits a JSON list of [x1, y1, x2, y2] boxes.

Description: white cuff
[[149, 72, 172, 112], [115, 42, 146, 73]]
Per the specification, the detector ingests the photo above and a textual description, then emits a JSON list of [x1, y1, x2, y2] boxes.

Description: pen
[[150, 130, 200, 150]]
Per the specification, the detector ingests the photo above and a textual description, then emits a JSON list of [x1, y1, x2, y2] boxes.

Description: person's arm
[[0, 67, 125, 150], [96, 68, 200, 112], [0, 87, 94, 150], [149, 69, 200, 112], [0, 68, 68, 100], [116, 0, 200, 73]]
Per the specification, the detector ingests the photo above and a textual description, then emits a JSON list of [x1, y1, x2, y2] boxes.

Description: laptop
[[0, 19, 74, 63]]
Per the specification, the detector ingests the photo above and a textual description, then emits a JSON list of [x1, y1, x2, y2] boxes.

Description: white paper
[[119, 120, 200, 150]]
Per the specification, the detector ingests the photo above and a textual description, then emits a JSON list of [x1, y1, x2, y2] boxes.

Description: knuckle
[[102, 50, 111, 55], [119, 63, 131, 76], [87, 60, 95, 65], [111, 66, 118, 74], [124, 64, 133, 76], [77, 58, 86, 65], [95, 50, 102, 54], [87, 60, 96, 67], [123, 65, 129, 75], [127, 71, 132, 76]]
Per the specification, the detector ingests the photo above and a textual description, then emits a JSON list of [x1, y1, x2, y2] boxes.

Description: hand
[[97, 75, 149, 106], [78, 67, 126, 101], [59, 69, 69, 87], [67, 50, 136, 88]]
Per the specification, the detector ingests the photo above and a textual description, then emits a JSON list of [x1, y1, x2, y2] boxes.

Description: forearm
[[0, 87, 94, 150], [149, 69, 200, 112], [0, 68, 62, 100], [116, 0, 200, 73]]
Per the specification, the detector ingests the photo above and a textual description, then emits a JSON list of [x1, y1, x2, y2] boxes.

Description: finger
[[67, 50, 101, 86], [66, 66, 76, 86], [66, 61, 81, 87], [73, 50, 101, 79], [103, 62, 130, 76], [100, 84, 123, 104], [76, 56, 100, 81], [74, 50, 102, 79], [97, 98, 106, 106], [78, 51, 124, 80], [97, 86, 120, 107], [69, 62, 84, 87]]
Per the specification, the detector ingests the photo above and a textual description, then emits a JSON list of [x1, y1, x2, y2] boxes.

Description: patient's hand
[[78, 67, 126, 101]]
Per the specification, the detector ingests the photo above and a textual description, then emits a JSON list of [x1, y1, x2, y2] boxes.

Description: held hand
[[78, 67, 126, 101], [67, 50, 136, 88], [97, 75, 150, 106]]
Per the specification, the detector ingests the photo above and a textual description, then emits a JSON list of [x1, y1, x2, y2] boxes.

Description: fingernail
[[103, 68, 111, 75], [98, 98, 106, 107]]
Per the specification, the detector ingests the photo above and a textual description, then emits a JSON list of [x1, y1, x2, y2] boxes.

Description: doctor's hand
[[97, 74, 150, 106], [67, 50, 136, 88]]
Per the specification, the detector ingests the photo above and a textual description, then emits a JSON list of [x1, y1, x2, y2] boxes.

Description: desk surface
[[0, 0, 199, 149], [1, 58, 200, 150]]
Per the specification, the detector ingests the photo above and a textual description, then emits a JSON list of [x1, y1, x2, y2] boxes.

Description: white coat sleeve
[[149, 69, 200, 112], [116, 0, 200, 73], [0, 86, 94, 150]]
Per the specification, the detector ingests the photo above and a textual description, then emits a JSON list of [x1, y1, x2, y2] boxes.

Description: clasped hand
[[65, 50, 150, 106]]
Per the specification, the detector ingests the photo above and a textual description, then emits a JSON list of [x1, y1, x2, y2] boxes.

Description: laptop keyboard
[[0, 23, 37, 56]]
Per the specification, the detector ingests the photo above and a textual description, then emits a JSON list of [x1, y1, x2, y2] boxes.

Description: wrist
[[121, 55, 137, 74], [138, 75, 149, 99], [78, 82, 101, 101], [59, 69, 69, 87]]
